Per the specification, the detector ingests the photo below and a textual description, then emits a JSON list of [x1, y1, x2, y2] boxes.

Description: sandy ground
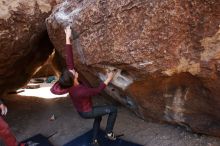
[[2, 83, 220, 146]]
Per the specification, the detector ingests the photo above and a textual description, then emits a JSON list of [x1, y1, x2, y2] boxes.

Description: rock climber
[[50, 26, 118, 146]]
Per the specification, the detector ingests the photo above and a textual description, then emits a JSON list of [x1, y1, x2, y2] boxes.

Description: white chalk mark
[[54, 1, 82, 23], [139, 60, 153, 66], [98, 66, 133, 90]]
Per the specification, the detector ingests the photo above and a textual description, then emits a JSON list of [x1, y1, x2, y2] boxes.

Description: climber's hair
[[59, 69, 74, 88]]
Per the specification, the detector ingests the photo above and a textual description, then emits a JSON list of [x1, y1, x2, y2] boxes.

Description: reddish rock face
[[46, 0, 220, 136], [33, 55, 56, 78], [0, 0, 60, 94]]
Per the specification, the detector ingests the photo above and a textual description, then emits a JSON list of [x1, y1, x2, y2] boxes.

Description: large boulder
[[0, 0, 60, 94], [46, 0, 220, 137], [32, 56, 56, 78]]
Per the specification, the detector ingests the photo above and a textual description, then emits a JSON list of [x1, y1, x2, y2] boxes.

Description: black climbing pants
[[78, 105, 117, 140]]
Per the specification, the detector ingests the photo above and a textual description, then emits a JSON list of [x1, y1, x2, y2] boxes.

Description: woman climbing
[[50, 26, 118, 146]]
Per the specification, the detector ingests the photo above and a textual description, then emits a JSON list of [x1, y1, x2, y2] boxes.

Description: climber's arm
[[64, 26, 75, 70]]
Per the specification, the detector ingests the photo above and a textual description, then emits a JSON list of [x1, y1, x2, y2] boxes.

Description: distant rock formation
[[0, 0, 59, 94]]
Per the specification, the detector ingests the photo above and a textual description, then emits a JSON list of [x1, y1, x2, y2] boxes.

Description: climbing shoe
[[91, 139, 99, 146], [106, 132, 117, 141]]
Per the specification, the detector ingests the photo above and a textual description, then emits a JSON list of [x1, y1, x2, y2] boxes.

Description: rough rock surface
[[46, 0, 220, 137], [33, 55, 56, 78], [0, 0, 60, 94]]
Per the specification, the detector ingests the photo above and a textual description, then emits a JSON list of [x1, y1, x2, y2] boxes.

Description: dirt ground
[[2, 83, 220, 146]]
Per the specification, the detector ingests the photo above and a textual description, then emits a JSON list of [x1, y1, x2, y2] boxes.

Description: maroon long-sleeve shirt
[[50, 44, 106, 112]]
